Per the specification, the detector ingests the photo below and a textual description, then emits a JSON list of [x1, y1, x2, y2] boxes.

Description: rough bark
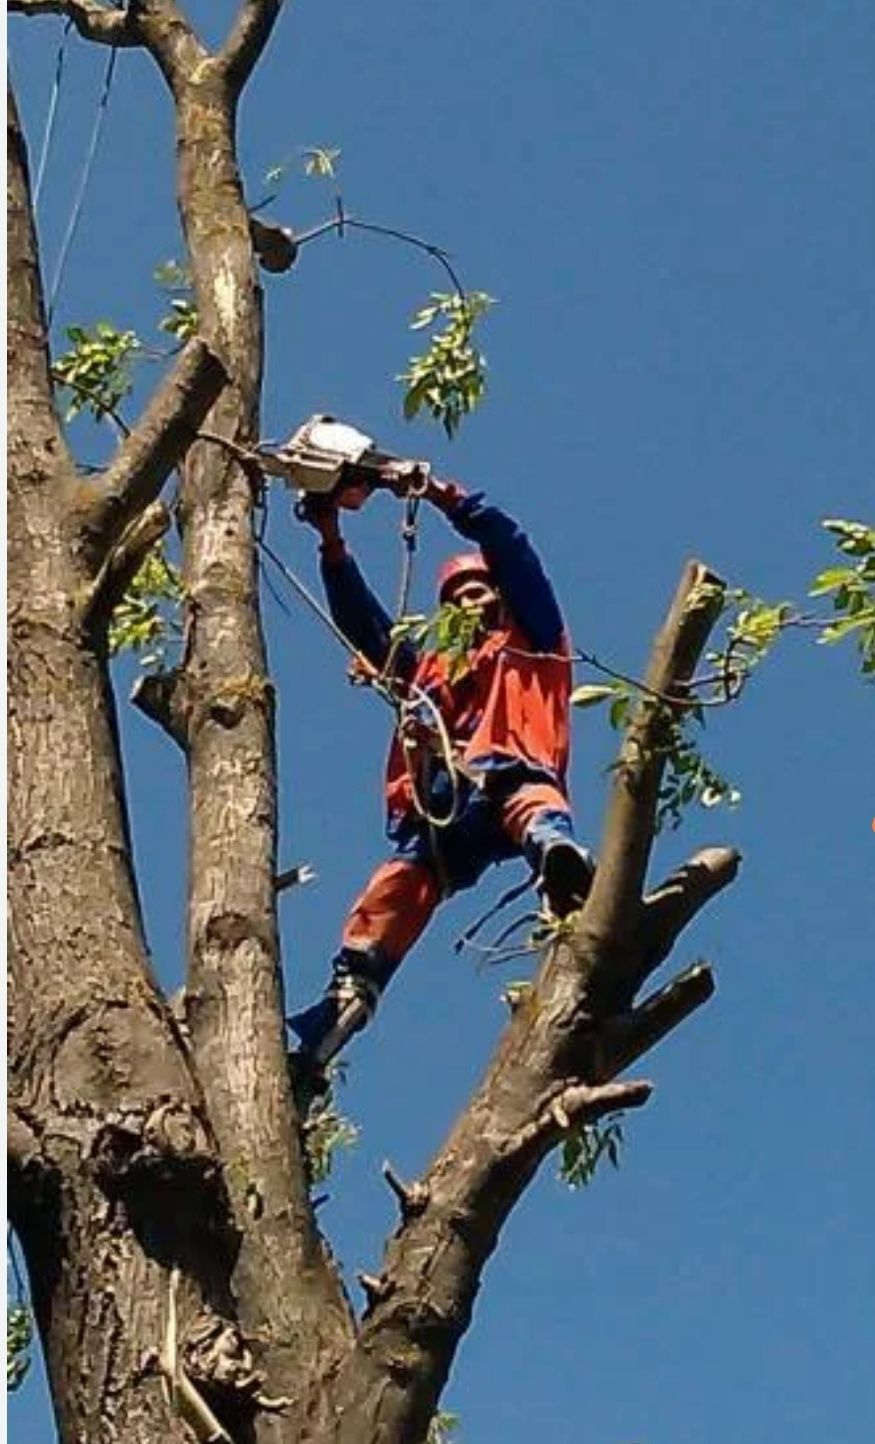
[[8, 80, 232, 1444], [7, 9, 741, 1444], [168, 51, 357, 1408], [319, 566, 730, 1442]]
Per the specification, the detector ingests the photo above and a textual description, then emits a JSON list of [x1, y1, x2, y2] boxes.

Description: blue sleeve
[[321, 551, 417, 675], [447, 491, 565, 651]]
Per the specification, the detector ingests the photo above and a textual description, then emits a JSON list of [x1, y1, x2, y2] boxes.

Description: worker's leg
[[500, 781, 595, 917], [340, 857, 441, 958], [288, 858, 441, 1067], [289, 781, 519, 1067]]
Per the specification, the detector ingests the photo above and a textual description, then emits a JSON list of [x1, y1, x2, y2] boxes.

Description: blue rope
[[47, 43, 120, 324]]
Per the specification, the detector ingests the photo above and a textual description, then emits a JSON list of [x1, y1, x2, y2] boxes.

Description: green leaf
[[560, 1115, 625, 1189], [153, 258, 192, 292], [570, 683, 617, 709], [427, 1411, 460, 1444], [809, 566, 856, 597], [302, 146, 341, 178], [819, 614, 871, 643], [53, 321, 142, 423], [7, 1303, 32, 1391], [159, 298, 199, 342], [608, 694, 631, 730], [822, 518, 875, 555], [300, 1067, 358, 1185], [399, 291, 495, 438], [109, 543, 183, 667]]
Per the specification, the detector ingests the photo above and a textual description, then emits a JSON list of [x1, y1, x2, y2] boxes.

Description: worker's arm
[[301, 496, 417, 674], [428, 480, 566, 652]]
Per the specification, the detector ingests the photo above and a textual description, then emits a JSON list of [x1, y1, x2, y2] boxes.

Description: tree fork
[[8, 8, 746, 1442], [320, 560, 736, 1444]]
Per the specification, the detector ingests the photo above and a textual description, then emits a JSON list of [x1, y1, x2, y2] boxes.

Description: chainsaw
[[255, 414, 429, 510]]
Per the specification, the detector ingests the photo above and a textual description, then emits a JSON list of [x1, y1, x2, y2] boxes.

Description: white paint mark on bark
[[214, 262, 239, 336]]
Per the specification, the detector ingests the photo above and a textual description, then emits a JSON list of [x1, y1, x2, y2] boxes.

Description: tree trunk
[[8, 80, 226, 1443]]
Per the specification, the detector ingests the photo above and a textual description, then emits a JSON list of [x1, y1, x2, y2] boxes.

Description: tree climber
[[289, 468, 595, 1071]]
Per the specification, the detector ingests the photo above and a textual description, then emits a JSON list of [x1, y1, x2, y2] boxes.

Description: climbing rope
[[257, 480, 465, 836], [392, 470, 429, 626], [47, 41, 121, 323], [396, 680, 463, 831], [32, 18, 73, 212]]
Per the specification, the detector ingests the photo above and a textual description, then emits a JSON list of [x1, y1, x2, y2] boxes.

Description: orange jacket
[[383, 623, 572, 822], [320, 490, 573, 831]]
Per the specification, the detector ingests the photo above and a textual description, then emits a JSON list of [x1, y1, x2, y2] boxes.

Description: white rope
[[47, 43, 120, 323], [32, 18, 73, 212], [397, 680, 464, 830]]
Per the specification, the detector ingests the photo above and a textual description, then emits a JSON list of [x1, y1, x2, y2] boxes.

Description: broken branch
[[131, 670, 189, 749], [275, 863, 316, 894], [84, 500, 171, 630], [382, 1160, 430, 1221], [504, 1077, 653, 1159]]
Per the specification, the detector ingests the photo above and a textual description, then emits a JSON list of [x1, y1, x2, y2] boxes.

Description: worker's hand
[[335, 479, 373, 511], [296, 492, 342, 540], [376, 460, 430, 498]]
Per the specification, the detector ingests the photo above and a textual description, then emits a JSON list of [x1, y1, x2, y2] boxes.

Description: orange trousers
[[341, 782, 569, 962]]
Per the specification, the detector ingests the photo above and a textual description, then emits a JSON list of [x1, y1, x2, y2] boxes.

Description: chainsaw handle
[[295, 491, 344, 539], [373, 460, 430, 498]]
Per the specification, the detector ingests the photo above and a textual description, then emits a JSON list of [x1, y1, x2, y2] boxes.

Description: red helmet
[[437, 552, 492, 604]]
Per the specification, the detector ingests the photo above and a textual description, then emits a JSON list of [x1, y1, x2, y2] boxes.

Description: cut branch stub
[[382, 1160, 430, 1223], [639, 846, 740, 980], [250, 216, 298, 272], [503, 1077, 653, 1162], [587, 962, 716, 1083], [132, 670, 190, 749]]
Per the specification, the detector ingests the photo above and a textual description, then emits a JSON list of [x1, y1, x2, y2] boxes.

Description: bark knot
[[89, 1098, 217, 1192]]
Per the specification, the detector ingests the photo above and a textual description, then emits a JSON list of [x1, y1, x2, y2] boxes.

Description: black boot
[[287, 944, 397, 1069], [539, 839, 596, 918], [522, 809, 596, 919]]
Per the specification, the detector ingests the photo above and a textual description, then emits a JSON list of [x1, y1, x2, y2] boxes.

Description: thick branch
[[220, 1, 285, 95], [588, 963, 716, 1081], [328, 884, 723, 1440], [639, 846, 740, 980], [85, 338, 226, 557], [85, 499, 171, 628], [166, 73, 356, 1407], [6, 82, 70, 488], [587, 561, 726, 944], [9, 1, 210, 91], [8, 0, 142, 47]]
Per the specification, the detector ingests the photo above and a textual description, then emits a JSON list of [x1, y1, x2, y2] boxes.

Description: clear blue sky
[[9, 3, 874, 1441]]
